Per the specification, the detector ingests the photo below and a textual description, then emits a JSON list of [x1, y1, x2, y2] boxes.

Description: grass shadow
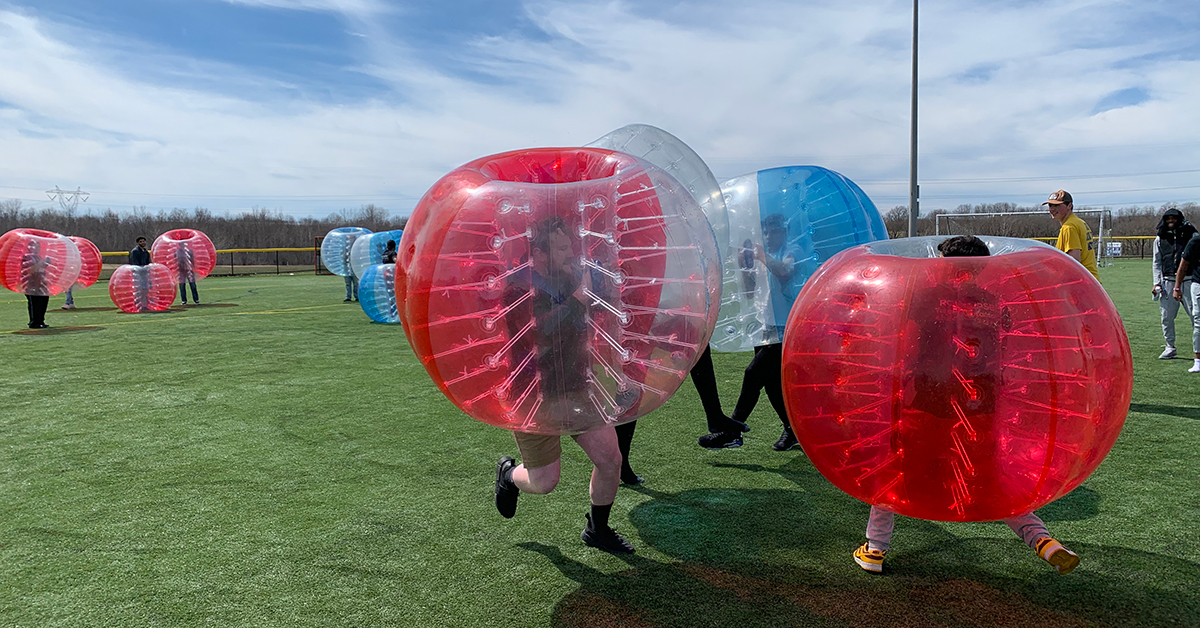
[[572, 459, 1198, 628], [56, 306, 115, 312], [10, 325, 104, 336], [1130, 403, 1200, 421]]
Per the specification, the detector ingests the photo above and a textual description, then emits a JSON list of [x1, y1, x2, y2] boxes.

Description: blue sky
[[0, 0, 1197, 219]]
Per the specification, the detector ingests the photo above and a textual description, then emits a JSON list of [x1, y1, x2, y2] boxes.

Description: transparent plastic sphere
[[782, 236, 1132, 522], [350, 230, 404, 279], [0, 228, 81, 296], [588, 124, 729, 261], [152, 229, 217, 282], [109, 263, 177, 312], [713, 166, 888, 351], [358, 263, 399, 323], [321, 227, 372, 277], [397, 147, 722, 435], [67, 236, 103, 288]]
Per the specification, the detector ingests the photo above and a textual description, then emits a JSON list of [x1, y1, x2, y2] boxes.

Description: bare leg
[[511, 460, 561, 495], [574, 426, 621, 506]]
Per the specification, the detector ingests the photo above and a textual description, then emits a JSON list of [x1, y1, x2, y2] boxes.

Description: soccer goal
[[934, 208, 1115, 267]]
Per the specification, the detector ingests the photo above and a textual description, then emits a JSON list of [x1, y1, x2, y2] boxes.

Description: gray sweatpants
[[1160, 278, 1195, 349], [866, 506, 1050, 552]]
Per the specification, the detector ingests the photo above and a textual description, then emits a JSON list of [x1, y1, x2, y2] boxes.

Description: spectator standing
[[1173, 233, 1200, 373], [129, 237, 151, 266], [1043, 190, 1099, 280], [1152, 208, 1196, 359]]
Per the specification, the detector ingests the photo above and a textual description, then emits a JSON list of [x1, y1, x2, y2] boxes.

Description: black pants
[[690, 346, 740, 433], [730, 344, 789, 428], [180, 282, 199, 303], [26, 294, 49, 327]]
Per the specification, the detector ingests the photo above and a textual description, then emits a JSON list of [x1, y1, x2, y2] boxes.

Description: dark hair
[[531, 217, 568, 253], [938, 235, 990, 258], [136, 236, 147, 242], [762, 213, 788, 233], [385, 240, 396, 250]]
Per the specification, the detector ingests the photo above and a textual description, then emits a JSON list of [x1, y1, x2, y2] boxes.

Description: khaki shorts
[[513, 432, 582, 469]]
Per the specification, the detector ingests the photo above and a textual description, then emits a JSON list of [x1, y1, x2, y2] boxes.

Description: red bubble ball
[[397, 147, 721, 435], [67, 236, 103, 288], [781, 237, 1132, 522], [109, 263, 177, 312], [0, 228, 81, 296], [152, 229, 216, 282]]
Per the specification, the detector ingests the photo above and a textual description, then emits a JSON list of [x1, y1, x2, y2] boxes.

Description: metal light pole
[[907, 0, 919, 237]]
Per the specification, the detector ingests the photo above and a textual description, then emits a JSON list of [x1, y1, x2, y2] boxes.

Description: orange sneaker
[[1036, 537, 1080, 574], [853, 542, 886, 573]]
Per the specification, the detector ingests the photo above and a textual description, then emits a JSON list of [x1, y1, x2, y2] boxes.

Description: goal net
[[934, 209, 1115, 267]]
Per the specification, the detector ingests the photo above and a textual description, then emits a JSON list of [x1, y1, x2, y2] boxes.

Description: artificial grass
[[0, 260, 1196, 627]]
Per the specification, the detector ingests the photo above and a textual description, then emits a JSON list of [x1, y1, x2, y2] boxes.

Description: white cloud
[[0, 0, 1196, 218]]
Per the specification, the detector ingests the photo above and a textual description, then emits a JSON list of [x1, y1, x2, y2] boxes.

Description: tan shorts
[[513, 432, 582, 469]]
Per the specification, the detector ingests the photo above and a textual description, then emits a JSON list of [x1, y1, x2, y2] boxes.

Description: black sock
[[501, 465, 515, 487], [590, 503, 612, 530]]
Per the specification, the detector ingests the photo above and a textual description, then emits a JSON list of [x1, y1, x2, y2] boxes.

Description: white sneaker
[[1159, 347, 1177, 359], [1190, 360, 1200, 373]]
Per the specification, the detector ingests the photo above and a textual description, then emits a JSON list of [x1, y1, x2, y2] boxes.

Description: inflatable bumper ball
[[0, 228, 81, 296], [67, 236, 103, 288], [359, 263, 400, 323], [350, 229, 405, 279], [321, 227, 372, 277], [714, 166, 888, 351], [397, 147, 722, 435], [152, 229, 217, 284], [109, 263, 177, 313], [781, 236, 1133, 522]]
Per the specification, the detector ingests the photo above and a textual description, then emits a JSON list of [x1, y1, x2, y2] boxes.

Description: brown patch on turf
[[682, 564, 1100, 628], [554, 592, 654, 628], [11, 326, 104, 335]]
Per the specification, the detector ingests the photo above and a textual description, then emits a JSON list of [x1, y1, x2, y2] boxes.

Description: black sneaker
[[495, 456, 519, 518], [698, 431, 743, 449], [581, 513, 635, 554], [620, 470, 645, 486], [772, 427, 799, 451]]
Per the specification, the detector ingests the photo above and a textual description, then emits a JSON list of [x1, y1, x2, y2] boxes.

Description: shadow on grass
[[56, 306, 115, 312], [10, 325, 104, 335], [524, 459, 1197, 628], [1130, 403, 1200, 421]]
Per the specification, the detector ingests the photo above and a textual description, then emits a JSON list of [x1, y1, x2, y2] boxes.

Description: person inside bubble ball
[[493, 216, 634, 554], [22, 240, 51, 329], [342, 234, 360, 303], [176, 241, 200, 305], [853, 235, 1080, 575], [381, 240, 398, 265], [699, 213, 800, 451]]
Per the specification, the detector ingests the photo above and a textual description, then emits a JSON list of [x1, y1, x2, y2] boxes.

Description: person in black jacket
[[22, 240, 51, 328], [1152, 208, 1196, 359], [129, 237, 151, 266]]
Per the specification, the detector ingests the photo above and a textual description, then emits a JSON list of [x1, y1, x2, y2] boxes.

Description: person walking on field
[[1173, 232, 1200, 373], [1152, 208, 1196, 359], [1043, 190, 1099, 280]]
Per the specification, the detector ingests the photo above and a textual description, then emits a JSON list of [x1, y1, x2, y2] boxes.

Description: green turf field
[[1, 260, 1197, 628]]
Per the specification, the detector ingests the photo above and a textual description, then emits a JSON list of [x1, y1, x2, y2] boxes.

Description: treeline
[[882, 202, 1200, 245], [0, 201, 407, 266]]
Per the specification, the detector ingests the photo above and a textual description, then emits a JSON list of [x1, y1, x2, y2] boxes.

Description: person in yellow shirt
[[1044, 190, 1099, 279]]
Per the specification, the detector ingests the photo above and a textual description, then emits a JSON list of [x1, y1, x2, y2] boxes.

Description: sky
[[0, 0, 1197, 220]]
